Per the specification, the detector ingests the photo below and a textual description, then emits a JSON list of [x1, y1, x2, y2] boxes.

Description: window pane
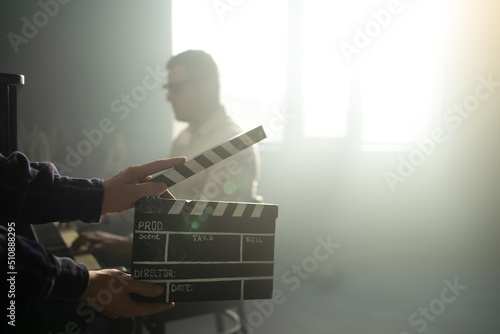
[[172, 0, 288, 142], [302, 0, 358, 138], [359, 0, 445, 144], [302, 0, 445, 145]]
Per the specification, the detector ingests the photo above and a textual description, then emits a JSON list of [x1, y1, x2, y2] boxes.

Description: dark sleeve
[[1, 226, 89, 317], [0, 151, 104, 224]]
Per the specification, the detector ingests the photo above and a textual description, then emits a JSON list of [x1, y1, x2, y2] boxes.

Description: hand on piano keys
[[71, 230, 132, 255]]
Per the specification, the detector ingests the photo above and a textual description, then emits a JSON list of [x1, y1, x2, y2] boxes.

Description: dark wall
[[0, 0, 173, 178]]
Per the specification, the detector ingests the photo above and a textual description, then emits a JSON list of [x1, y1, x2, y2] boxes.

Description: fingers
[[122, 280, 175, 317], [89, 243, 104, 251], [160, 189, 174, 199], [127, 301, 175, 317], [131, 157, 186, 182], [70, 235, 86, 253], [101, 157, 186, 215], [126, 280, 165, 297], [133, 181, 169, 199], [71, 232, 104, 252]]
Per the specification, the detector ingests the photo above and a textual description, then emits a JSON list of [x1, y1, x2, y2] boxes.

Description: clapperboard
[[131, 126, 279, 302], [147, 125, 267, 187]]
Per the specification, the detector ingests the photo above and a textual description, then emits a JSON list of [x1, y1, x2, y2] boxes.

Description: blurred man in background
[[73, 50, 262, 258], [164, 49, 262, 202]]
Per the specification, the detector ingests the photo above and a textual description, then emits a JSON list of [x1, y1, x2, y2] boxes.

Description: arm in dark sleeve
[[0, 227, 89, 317], [0, 151, 104, 224]]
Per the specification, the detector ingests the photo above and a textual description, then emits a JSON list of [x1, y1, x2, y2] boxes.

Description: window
[[171, 0, 288, 142], [301, 0, 446, 146], [171, 0, 445, 148]]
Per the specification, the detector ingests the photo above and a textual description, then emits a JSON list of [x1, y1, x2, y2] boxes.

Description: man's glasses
[[162, 80, 195, 94]]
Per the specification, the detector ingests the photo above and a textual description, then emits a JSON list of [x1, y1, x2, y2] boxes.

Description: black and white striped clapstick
[[148, 125, 266, 187]]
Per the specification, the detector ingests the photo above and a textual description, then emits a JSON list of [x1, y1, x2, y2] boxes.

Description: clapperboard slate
[[131, 125, 279, 302], [131, 198, 278, 302]]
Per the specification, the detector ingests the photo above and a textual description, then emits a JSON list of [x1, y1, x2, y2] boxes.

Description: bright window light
[[359, 0, 445, 145], [172, 0, 445, 147], [302, 0, 360, 138], [302, 0, 445, 145], [172, 0, 288, 141]]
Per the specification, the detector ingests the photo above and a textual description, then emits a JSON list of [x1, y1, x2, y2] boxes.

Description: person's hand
[[71, 231, 132, 255], [79, 269, 174, 319], [101, 157, 186, 215]]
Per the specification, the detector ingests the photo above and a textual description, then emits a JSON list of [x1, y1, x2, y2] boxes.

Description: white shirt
[[169, 107, 262, 202]]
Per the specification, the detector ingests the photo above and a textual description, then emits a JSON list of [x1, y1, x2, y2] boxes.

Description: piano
[[0, 73, 23, 156], [32, 222, 103, 270]]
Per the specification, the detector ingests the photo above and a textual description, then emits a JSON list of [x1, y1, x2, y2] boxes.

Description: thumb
[[134, 182, 168, 199], [127, 280, 164, 297]]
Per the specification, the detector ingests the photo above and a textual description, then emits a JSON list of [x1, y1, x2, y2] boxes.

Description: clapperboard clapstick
[[148, 125, 266, 187]]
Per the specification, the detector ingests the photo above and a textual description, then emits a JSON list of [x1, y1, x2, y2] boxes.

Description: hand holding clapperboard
[[131, 126, 279, 302]]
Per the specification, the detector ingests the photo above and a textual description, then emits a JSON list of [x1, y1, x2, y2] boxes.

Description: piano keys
[[32, 222, 102, 270]]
